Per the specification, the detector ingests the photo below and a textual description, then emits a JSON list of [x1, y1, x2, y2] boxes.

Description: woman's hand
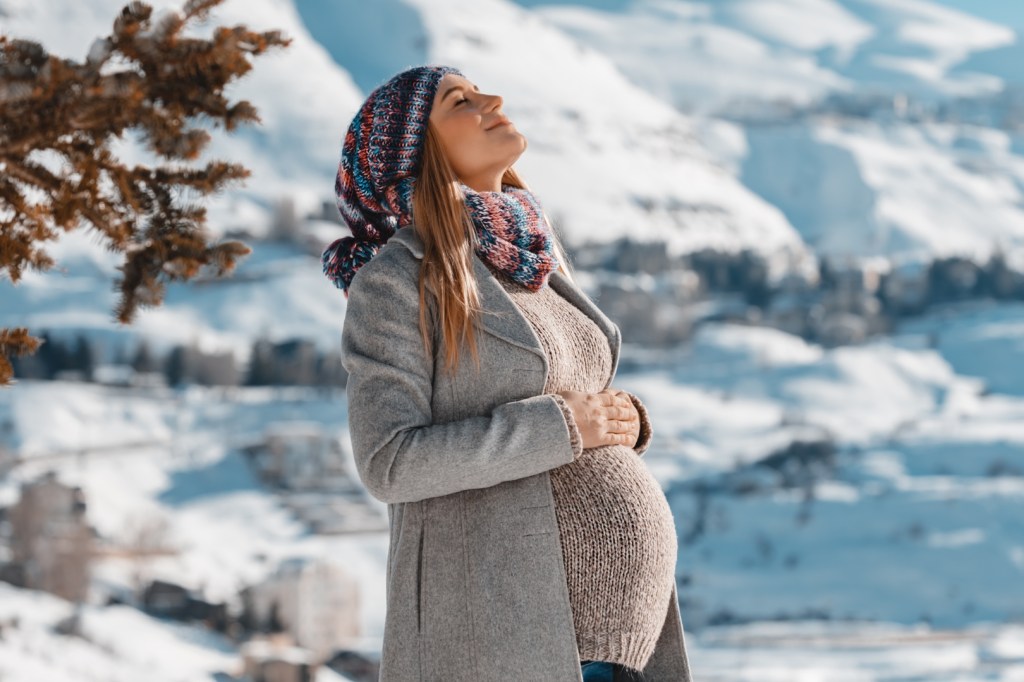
[[554, 388, 641, 449]]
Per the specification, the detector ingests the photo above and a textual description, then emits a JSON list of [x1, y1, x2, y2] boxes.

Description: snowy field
[[3, 577, 1022, 681]]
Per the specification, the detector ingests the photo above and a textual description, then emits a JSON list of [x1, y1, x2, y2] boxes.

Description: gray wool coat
[[341, 225, 693, 681]]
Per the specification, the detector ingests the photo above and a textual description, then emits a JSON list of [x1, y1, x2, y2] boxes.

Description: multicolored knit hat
[[322, 64, 464, 294]]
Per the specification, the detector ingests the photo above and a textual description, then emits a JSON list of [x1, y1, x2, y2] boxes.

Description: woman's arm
[[342, 256, 584, 504]]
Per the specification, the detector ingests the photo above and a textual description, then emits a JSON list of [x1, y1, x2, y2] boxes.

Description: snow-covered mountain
[[740, 120, 1024, 264], [520, 0, 1017, 112], [513, 0, 1024, 266], [3, 0, 1022, 308]]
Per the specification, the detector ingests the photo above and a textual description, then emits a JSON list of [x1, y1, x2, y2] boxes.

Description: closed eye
[[453, 85, 479, 107]]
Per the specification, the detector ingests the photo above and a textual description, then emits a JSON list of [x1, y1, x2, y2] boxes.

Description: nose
[[484, 92, 503, 112]]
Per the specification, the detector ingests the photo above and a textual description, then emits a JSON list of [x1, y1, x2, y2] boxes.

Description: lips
[[487, 117, 512, 130]]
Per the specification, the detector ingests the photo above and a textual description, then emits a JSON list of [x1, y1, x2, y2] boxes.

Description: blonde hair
[[411, 121, 576, 377]]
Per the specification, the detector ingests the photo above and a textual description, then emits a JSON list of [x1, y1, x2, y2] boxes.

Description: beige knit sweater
[[491, 266, 678, 673]]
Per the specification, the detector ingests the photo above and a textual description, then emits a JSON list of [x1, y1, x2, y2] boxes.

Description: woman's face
[[428, 73, 527, 193]]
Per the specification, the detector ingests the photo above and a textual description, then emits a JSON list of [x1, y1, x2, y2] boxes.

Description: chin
[[503, 149, 526, 170], [508, 133, 527, 156], [494, 137, 526, 163]]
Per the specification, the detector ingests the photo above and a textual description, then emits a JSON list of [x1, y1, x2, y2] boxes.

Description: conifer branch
[[0, 0, 292, 386]]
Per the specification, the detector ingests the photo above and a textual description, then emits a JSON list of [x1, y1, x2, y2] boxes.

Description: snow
[[350, 0, 810, 270], [895, 301, 1024, 396], [606, 303, 1024, 649], [0, 381, 386, 680], [0, 0, 815, 271], [523, 0, 1017, 112], [0, 582, 240, 682], [741, 121, 1024, 264], [695, 620, 1024, 680], [540, 0, 858, 114]]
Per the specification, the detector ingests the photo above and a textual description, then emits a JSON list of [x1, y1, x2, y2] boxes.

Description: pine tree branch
[[0, 0, 292, 385], [0, 329, 43, 388]]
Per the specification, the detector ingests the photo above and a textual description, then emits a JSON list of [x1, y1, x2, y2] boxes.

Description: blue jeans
[[581, 660, 616, 682], [581, 659, 645, 682]]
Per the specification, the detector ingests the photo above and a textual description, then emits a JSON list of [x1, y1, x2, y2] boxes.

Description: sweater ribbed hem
[[623, 390, 653, 456], [576, 629, 660, 673]]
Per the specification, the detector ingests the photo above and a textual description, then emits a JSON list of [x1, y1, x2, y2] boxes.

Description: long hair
[[411, 121, 576, 378]]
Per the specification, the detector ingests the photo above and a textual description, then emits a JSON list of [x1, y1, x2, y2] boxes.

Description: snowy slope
[[2, 0, 1021, 276], [926, 1, 1024, 29], [530, 0, 860, 113], [0, 585, 359, 682], [1, 0, 813, 267], [0, 378, 391, 678], [521, 0, 1017, 114], [619, 303, 1024, 630], [1, 0, 825, 358], [953, 29, 1024, 88], [505, 0, 1024, 266], [740, 121, 1024, 264]]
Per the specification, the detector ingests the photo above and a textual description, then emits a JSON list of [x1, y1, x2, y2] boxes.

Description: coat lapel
[[386, 226, 622, 379]]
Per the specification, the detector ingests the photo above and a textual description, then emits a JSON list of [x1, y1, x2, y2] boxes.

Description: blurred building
[[140, 578, 230, 632], [3, 471, 93, 602], [241, 556, 361, 662], [241, 635, 318, 682]]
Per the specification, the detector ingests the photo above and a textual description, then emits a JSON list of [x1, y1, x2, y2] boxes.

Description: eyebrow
[[441, 83, 480, 103]]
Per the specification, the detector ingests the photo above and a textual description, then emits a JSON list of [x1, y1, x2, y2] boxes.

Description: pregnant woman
[[322, 65, 693, 682]]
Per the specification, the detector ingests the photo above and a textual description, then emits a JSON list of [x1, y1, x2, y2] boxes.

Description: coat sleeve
[[341, 255, 584, 504]]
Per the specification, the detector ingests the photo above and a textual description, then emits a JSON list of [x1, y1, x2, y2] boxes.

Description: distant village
[[8, 331, 348, 392], [723, 84, 1024, 131], [0, 418, 387, 682], [573, 235, 1024, 352], [13, 194, 1024, 389]]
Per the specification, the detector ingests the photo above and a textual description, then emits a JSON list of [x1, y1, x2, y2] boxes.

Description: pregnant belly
[[548, 443, 678, 580]]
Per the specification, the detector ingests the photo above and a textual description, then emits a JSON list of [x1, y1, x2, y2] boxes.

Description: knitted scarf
[[461, 182, 560, 291], [323, 183, 560, 293]]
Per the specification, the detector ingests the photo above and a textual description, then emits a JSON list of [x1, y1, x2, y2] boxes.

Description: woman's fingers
[[560, 388, 642, 448], [603, 416, 639, 436], [598, 389, 641, 446], [601, 390, 639, 423]]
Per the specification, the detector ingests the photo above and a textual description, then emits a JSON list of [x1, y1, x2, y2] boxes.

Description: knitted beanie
[[322, 64, 464, 294]]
